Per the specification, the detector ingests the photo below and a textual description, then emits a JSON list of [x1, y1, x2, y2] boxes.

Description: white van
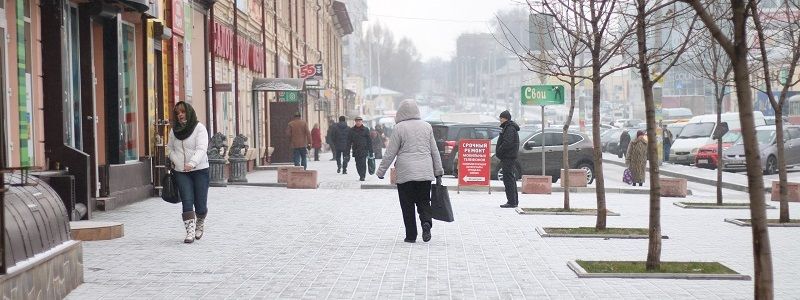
[[669, 111, 766, 165]]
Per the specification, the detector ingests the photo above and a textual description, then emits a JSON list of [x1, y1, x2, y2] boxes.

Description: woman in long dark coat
[[371, 124, 385, 159]]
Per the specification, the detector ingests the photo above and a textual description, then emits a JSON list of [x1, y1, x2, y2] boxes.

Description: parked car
[[670, 111, 766, 165], [431, 123, 502, 175], [722, 125, 800, 174], [600, 128, 624, 152], [694, 130, 741, 169], [604, 128, 640, 156], [485, 129, 596, 184], [612, 119, 644, 128]]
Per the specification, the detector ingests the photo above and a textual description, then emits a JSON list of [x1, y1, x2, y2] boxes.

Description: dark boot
[[422, 222, 432, 242], [182, 212, 196, 243]]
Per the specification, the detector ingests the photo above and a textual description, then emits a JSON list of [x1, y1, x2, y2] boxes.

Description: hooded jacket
[[376, 99, 444, 183], [496, 120, 520, 160]]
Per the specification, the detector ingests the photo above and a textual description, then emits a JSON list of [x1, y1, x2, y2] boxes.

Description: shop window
[[0, 26, 7, 166], [121, 23, 138, 162], [16, 0, 35, 166]]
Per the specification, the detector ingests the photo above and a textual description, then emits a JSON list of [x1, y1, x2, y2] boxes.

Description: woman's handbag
[[622, 168, 633, 185], [161, 169, 181, 204], [368, 154, 376, 175], [430, 177, 454, 222]]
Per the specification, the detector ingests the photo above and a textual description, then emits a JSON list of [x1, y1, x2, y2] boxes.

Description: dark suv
[[431, 123, 502, 175], [489, 128, 595, 183]]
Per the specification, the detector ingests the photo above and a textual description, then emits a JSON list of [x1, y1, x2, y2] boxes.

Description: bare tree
[[749, 0, 800, 223], [495, 2, 589, 210], [537, 0, 638, 230], [682, 0, 774, 297], [687, 28, 734, 206], [631, 0, 699, 271]]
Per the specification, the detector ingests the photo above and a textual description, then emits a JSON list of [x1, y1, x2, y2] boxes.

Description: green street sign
[[279, 91, 300, 103], [521, 85, 565, 106]]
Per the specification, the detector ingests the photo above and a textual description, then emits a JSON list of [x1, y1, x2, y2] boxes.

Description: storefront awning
[[252, 78, 306, 91]]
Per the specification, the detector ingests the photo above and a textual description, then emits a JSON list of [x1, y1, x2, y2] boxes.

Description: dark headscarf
[[172, 101, 198, 140]]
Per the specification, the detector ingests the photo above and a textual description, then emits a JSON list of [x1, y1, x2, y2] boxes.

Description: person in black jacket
[[618, 129, 631, 159], [496, 110, 520, 208], [348, 116, 373, 181], [332, 116, 351, 173]]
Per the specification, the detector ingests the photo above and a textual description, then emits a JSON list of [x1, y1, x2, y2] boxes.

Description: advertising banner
[[457, 139, 491, 187]]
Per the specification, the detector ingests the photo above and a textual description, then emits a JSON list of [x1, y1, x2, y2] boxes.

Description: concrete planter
[[208, 158, 228, 187], [287, 170, 319, 189], [277, 166, 305, 183], [660, 177, 687, 198], [227, 158, 249, 183], [560, 169, 587, 187], [771, 181, 800, 202], [521, 175, 552, 194]]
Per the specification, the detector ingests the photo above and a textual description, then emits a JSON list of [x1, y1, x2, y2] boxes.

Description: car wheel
[[766, 156, 778, 175], [577, 161, 595, 184]]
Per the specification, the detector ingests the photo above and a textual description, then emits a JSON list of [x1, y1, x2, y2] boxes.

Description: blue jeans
[[293, 148, 308, 169], [173, 168, 210, 214]]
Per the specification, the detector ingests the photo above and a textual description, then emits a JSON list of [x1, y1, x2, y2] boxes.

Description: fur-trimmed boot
[[182, 211, 196, 243], [195, 213, 206, 240]]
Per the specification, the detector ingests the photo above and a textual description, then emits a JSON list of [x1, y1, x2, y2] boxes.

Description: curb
[[536, 227, 663, 239], [674, 202, 776, 209], [360, 183, 688, 195], [566, 260, 751, 280], [517, 208, 621, 216], [602, 158, 769, 193], [724, 218, 800, 227], [227, 182, 288, 188]]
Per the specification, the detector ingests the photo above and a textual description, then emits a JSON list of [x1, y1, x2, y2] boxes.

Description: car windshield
[[678, 122, 715, 139], [721, 131, 742, 143]]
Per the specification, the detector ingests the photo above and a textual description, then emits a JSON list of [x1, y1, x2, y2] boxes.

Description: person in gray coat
[[376, 99, 444, 243]]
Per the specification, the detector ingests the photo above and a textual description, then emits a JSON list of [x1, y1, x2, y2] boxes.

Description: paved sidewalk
[[67, 158, 800, 299]]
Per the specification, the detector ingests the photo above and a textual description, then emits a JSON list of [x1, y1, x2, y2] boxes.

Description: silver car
[[722, 125, 800, 174]]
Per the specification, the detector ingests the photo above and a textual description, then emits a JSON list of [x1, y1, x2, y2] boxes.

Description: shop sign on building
[[300, 64, 324, 89]]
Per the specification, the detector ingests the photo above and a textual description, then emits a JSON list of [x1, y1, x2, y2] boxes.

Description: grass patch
[[544, 227, 649, 235], [521, 208, 596, 213], [576, 260, 738, 274]]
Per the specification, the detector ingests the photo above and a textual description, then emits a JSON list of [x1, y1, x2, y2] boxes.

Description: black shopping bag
[[430, 177, 454, 222], [161, 170, 182, 204]]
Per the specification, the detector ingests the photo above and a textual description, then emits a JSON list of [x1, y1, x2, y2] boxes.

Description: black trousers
[[313, 147, 320, 161], [397, 181, 433, 240], [335, 150, 349, 170], [501, 159, 518, 206], [353, 155, 367, 178]]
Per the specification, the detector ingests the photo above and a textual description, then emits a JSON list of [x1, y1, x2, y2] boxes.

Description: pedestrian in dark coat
[[311, 124, 322, 161], [662, 124, 673, 162], [376, 99, 444, 243], [618, 130, 631, 158], [331, 116, 351, 173], [496, 110, 520, 208], [326, 120, 337, 161], [626, 130, 648, 186], [348, 117, 373, 181], [371, 124, 384, 159]]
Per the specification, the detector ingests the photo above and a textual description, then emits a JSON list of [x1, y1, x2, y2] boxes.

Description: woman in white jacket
[[376, 99, 444, 243], [167, 101, 210, 243]]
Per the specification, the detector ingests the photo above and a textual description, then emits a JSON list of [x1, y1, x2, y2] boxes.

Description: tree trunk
[[563, 79, 577, 210], [775, 109, 790, 223], [592, 66, 607, 230], [635, 1, 661, 270], [716, 94, 724, 205], [731, 15, 774, 296]]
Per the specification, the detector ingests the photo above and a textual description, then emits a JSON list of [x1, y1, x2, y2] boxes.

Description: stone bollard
[[287, 170, 319, 189], [228, 134, 249, 183], [278, 166, 305, 183], [560, 169, 588, 188], [207, 132, 228, 187], [659, 177, 688, 197], [522, 175, 552, 194], [771, 181, 800, 202]]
